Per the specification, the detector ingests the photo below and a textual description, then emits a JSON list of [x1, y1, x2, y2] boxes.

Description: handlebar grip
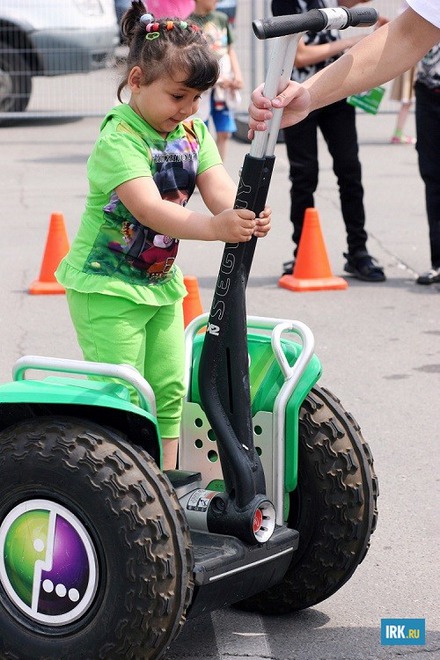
[[253, 9, 326, 39], [344, 7, 379, 27], [253, 6, 378, 40]]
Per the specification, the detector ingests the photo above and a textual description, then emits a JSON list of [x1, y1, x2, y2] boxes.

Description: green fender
[[0, 376, 162, 466]]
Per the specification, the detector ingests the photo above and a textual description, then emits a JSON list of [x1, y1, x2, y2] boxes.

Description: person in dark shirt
[[272, 0, 386, 282], [414, 44, 440, 284]]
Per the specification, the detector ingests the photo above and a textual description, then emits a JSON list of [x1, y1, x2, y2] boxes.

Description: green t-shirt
[[56, 104, 221, 306]]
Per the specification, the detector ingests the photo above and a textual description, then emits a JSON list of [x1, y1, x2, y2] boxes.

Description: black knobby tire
[[0, 41, 32, 113], [239, 385, 379, 614], [0, 416, 193, 659]]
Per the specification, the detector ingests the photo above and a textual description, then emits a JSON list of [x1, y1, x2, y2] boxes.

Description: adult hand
[[247, 82, 311, 140]]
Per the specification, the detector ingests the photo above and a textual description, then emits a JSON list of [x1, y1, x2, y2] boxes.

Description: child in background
[[55, 0, 271, 470], [189, 0, 243, 161], [389, 69, 416, 144], [389, 1, 416, 145], [272, 0, 386, 282], [146, 0, 195, 17]]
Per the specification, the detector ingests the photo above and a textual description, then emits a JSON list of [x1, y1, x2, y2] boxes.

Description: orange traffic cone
[[278, 208, 348, 292], [183, 275, 203, 326], [29, 212, 70, 294]]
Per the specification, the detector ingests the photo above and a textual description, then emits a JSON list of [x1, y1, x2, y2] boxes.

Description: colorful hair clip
[[145, 21, 160, 32], [139, 13, 153, 24], [142, 19, 199, 39]]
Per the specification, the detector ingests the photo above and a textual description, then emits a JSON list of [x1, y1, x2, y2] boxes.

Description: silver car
[[0, 0, 118, 113]]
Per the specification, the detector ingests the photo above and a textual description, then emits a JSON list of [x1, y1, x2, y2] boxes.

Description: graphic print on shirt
[[192, 13, 230, 60], [85, 124, 199, 284], [272, 0, 340, 82], [417, 44, 440, 89]]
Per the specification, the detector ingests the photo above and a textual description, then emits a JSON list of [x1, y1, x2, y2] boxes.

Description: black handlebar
[[252, 6, 378, 40]]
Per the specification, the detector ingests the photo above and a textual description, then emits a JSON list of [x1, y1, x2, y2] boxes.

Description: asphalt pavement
[[1, 109, 439, 659]]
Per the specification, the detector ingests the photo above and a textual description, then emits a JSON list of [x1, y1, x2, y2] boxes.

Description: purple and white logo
[[0, 500, 98, 625]]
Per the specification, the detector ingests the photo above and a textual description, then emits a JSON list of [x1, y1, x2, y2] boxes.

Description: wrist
[[209, 214, 221, 241]]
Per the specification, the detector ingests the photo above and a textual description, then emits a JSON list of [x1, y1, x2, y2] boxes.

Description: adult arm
[[304, 8, 438, 109], [248, 8, 440, 133], [294, 34, 362, 69]]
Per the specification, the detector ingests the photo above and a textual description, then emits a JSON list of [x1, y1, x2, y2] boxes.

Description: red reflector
[[253, 508, 263, 533]]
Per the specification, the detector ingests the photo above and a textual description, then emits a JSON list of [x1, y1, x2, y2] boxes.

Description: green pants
[[66, 290, 185, 439]]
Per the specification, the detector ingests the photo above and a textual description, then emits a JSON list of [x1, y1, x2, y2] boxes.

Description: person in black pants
[[414, 44, 440, 284], [272, 0, 386, 282]]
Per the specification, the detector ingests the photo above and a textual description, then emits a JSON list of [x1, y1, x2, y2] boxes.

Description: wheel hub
[[0, 499, 98, 626]]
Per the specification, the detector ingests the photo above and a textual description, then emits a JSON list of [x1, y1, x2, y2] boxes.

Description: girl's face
[[128, 67, 203, 137]]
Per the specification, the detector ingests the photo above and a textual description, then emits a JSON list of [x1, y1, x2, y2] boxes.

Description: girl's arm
[[196, 163, 237, 213], [115, 175, 257, 244], [197, 164, 271, 238]]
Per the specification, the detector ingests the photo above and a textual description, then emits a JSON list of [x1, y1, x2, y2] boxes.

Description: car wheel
[[0, 41, 32, 113], [237, 385, 379, 614], [0, 416, 193, 659]]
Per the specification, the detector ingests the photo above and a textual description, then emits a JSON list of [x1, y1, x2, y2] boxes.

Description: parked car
[[114, 0, 132, 24], [0, 0, 118, 113]]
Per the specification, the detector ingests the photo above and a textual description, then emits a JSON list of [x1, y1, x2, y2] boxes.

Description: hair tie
[[145, 21, 160, 32], [139, 13, 153, 24], [142, 19, 200, 39]]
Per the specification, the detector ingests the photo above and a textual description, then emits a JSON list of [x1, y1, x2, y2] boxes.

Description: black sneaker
[[416, 267, 440, 285], [282, 259, 295, 276], [343, 251, 386, 282]]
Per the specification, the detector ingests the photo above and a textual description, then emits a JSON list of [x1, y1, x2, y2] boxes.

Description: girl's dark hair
[[117, 1, 219, 102]]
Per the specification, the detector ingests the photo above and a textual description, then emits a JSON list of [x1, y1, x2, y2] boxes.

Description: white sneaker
[[416, 267, 440, 284]]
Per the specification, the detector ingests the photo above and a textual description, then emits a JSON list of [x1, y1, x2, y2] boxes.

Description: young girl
[[56, 0, 271, 470]]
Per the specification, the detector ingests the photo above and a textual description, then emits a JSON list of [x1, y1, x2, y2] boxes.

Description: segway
[[0, 7, 379, 659]]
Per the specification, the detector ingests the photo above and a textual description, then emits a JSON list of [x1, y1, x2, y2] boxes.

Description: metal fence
[[0, 0, 402, 122]]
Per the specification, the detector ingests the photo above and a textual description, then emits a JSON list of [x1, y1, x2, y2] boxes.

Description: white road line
[[211, 609, 272, 659]]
